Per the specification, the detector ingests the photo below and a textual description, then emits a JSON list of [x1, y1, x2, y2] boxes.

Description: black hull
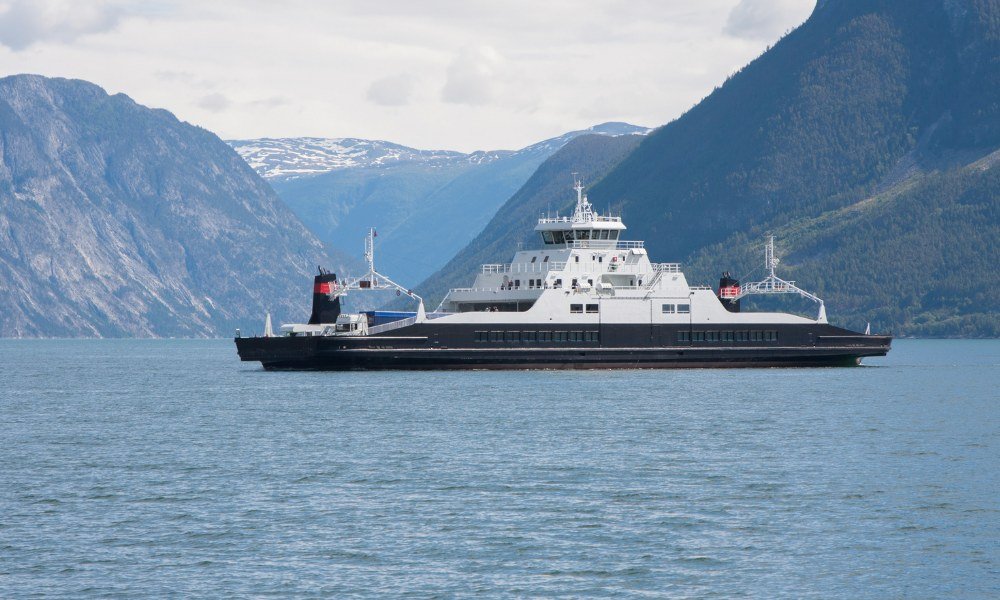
[[235, 322, 891, 371]]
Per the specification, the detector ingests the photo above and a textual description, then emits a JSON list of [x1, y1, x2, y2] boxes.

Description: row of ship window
[[474, 330, 601, 343], [678, 330, 779, 342]]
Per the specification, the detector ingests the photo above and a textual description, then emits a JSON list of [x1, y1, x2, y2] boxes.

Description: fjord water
[[1, 340, 996, 598]]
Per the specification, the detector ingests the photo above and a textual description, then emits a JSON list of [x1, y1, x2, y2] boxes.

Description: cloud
[[197, 92, 231, 112], [441, 45, 502, 106], [723, 0, 814, 41], [366, 74, 414, 107], [0, 0, 123, 51]]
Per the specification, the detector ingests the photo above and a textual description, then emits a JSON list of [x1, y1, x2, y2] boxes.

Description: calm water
[[1, 339, 997, 598]]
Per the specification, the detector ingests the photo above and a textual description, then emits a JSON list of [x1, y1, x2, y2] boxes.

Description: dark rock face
[[0, 75, 343, 337]]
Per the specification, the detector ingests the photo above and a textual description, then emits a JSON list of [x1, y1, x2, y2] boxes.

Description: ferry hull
[[235, 327, 890, 371]]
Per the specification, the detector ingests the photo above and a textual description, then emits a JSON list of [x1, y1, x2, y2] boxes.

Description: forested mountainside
[[420, 0, 1000, 336], [0, 75, 348, 337], [236, 123, 648, 287]]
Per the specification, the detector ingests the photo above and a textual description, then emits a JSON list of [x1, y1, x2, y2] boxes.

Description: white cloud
[[0, 0, 123, 51], [0, 0, 815, 151], [366, 73, 414, 107], [197, 92, 230, 112], [724, 0, 814, 41], [441, 45, 502, 106]]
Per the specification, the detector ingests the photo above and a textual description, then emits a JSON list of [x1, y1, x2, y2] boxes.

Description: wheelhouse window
[[552, 231, 565, 245], [610, 231, 620, 240], [541, 231, 554, 244], [577, 230, 590, 240], [586, 304, 599, 314], [570, 304, 583, 314]]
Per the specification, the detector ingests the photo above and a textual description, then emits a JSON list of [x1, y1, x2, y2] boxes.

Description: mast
[[734, 236, 827, 323]]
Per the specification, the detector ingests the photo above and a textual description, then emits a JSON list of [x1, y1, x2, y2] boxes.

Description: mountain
[[230, 123, 649, 286], [417, 0, 1000, 337], [0, 74, 350, 337]]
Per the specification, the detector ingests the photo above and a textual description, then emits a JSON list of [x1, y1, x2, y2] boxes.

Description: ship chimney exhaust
[[309, 267, 342, 324]]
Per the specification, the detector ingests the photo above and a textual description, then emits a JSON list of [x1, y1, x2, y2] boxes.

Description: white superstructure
[[429, 180, 821, 328]]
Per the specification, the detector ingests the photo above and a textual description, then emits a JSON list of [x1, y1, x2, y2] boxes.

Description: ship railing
[[367, 316, 418, 335], [480, 264, 511, 273], [480, 262, 566, 274], [569, 240, 620, 249], [690, 285, 713, 290], [652, 263, 681, 273], [616, 240, 645, 249]]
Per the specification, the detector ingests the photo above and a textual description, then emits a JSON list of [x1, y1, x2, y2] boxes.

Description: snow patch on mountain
[[229, 122, 650, 180]]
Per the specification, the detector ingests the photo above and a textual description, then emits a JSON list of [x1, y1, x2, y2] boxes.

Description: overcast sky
[[0, 0, 815, 151]]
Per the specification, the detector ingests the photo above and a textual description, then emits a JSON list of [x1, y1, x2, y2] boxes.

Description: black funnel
[[718, 271, 741, 313], [308, 269, 342, 324]]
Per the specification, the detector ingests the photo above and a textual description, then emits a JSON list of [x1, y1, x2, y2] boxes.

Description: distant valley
[[229, 123, 649, 286]]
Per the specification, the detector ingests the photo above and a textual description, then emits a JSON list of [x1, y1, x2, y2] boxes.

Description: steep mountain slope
[[234, 123, 648, 286], [421, 0, 1000, 336], [0, 75, 349, 337], [413, 134, 644, 309]]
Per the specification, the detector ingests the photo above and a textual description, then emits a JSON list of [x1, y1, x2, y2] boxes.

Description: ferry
[[236, 181, 891, 369]]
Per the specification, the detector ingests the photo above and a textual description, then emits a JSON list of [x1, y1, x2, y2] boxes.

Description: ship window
[[543, 256, 549, 262], [586, 304, 599, 313], [693, 331, 705, 342], [662, 303, 675, 313], [765, 330, 777, 342], [531, 256, 537, 263], [677, 303, 690, 314], [564, 231, 575, 242], [736, 330, 748, 341], [554, 278, 562, 288], [610, 231, 620, 240], [706, 331, 718, 342], [578, 230, 590, 240], [505, 331, 519, 342], [750, 330, 761, 342], [475, 331, 488, 342], [722, 331, 733, 342], [574, 256, 580, 263], [523, 331, 536, 342], [568, 331, 581, 342], [514, 279, 520, 289], [552, 231, 565, 244], [586, 331, 599, 342], [541, 232, 554, 244], [570, 304, 583, 313], [538, 331, 552, 342], [598, 256, 603, 263], [678, 331, 689, 342], [554, 331, 568, 342], [490, 331, 503, 342]]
